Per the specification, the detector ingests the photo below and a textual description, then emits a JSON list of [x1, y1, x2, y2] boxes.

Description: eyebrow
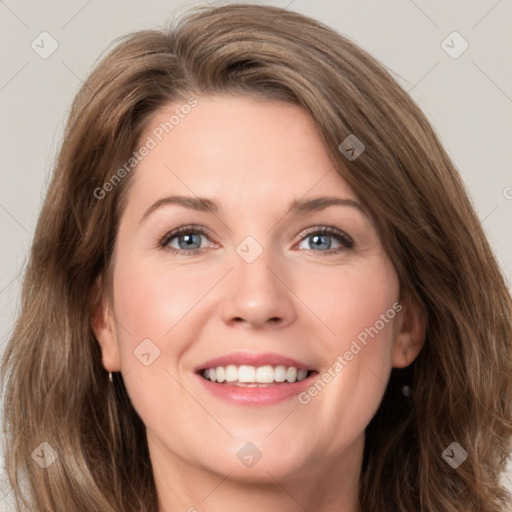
[[139, 194, 368, 224]]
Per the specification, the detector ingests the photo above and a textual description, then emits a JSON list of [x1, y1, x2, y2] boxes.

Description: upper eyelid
[[160, 225, 214, 244], [298, 225, 352, 238]]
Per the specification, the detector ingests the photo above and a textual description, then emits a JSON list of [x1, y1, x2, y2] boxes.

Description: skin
[[92, 94, 425, 512]]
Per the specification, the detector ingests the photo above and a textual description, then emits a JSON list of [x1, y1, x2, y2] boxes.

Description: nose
[[220, 249, 297, 330]]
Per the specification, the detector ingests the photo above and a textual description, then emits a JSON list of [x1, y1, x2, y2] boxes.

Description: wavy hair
[[2, 3, 511, 511]]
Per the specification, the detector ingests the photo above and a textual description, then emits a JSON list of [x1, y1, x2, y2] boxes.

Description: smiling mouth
[[198, 364, 317, 387]]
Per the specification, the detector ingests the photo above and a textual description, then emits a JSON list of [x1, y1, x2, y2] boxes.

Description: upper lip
[[195, 352, 316, 372]]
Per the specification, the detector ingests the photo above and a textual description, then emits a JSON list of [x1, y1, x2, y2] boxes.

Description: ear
[[391, 294, 426, 368], [89, 275, 121, 372]]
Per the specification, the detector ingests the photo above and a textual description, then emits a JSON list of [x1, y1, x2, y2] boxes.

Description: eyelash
[[159, 224, 354, 256]]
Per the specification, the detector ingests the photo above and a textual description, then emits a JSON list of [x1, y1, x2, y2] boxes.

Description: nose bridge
[[220, 234, 296, 328], [234, 236, 277, 289]]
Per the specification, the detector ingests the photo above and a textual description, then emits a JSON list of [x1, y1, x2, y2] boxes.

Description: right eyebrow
[[140, 196, 219, 224]]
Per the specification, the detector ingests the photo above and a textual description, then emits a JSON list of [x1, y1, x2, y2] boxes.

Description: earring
[[108, 372, 113, 383], [401, 351, 413, 399]]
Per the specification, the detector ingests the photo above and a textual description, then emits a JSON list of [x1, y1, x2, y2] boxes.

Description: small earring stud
[[402, 385, 411, 397], [108, 372, 113, 383]]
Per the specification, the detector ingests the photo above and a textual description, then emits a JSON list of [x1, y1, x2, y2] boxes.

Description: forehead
[[127, 94, 356, 208]]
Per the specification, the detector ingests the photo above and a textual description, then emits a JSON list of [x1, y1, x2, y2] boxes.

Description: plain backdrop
[[1, 0, 511, 508]]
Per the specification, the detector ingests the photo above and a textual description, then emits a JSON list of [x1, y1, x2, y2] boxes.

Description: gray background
[[1, 0, 511, 508]]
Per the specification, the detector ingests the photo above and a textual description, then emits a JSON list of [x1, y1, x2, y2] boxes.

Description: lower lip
[[194, 372, 317, 405]]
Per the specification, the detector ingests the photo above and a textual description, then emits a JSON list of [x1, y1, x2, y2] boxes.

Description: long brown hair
[[2, 3, 511, 511]]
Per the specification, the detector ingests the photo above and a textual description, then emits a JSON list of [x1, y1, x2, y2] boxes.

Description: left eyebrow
[[288, 196, 368, 218], [139, 194, 368, 224]]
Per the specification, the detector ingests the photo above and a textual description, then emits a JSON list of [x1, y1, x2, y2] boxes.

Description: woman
[[1, 3, 511, 511]]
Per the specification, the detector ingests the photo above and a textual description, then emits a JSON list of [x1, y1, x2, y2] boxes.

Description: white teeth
[[238, 365, 256, 383], [274, 365, 287, 382], [286, 367, 297, 383], [225, 364, 238, 382], [216, 367, 226, 383], [255, 365, 274, 383], [201, 364, 311, 384], [297, 369, 308, 381]]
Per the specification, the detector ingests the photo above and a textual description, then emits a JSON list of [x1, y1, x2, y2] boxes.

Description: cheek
[[109, 256, 202, 427], [304, 258, 399, 350], [297, 260, 398, 438], [112, 252, 206, 341], [111, 252, 223, 386]]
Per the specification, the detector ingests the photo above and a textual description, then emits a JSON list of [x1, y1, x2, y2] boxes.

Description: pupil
[[179, 233, 200, 250], [311, 234, 331, 250]]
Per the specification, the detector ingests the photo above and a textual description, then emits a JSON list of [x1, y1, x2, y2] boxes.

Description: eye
[[159, 224, 354, 256], [160, 225, 214, 255], [296, 225, 354, 255]]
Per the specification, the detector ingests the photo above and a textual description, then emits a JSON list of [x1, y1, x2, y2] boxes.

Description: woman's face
[[94, 94, 422, 489]]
